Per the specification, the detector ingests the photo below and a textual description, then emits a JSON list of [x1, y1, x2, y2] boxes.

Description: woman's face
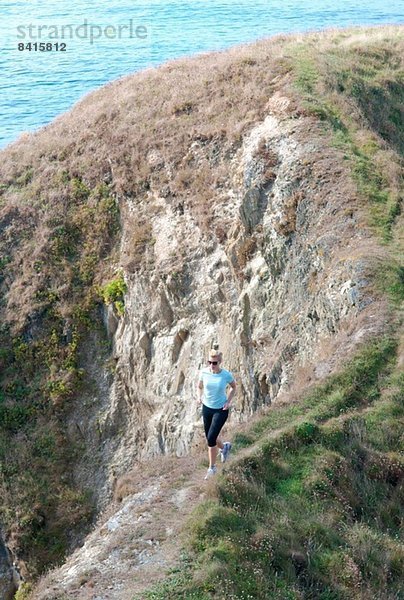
[[208, 355, 221, 373]]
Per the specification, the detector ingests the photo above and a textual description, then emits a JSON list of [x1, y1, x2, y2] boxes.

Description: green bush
[[100, 273, 127, 316], [14, 583, 33, 600], [0, 403, 32, 432]]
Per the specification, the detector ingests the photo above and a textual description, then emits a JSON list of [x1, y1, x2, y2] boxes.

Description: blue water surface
[[0, 0, 403, 148]]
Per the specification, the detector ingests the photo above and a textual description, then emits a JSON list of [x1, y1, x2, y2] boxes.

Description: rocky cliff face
[[66, 95, 383, 506]]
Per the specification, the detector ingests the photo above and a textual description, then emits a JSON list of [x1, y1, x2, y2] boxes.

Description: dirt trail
[[31, 449, 221, 600]]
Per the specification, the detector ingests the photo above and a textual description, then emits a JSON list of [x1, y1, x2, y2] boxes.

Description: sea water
[[0, 0, 403, 148]]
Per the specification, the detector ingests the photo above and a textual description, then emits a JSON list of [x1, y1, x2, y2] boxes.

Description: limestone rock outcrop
[[67, 104, 383, 502]]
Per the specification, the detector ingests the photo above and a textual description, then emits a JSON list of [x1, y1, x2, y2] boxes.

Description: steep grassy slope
[[139, 337, 403, 599], [0, 24, 402, 589], [0, 187, 120, 573]]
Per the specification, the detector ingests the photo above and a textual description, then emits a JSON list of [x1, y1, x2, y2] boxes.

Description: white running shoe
[[220, 442, 232, 463], [204, 465, 218, 479]]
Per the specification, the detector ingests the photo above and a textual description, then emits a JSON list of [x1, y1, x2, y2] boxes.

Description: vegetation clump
[[100, 272, 127, 316], [288, 32, 403, 243]]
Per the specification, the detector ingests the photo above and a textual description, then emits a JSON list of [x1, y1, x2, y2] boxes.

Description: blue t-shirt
[[198, 368, 234, 409]]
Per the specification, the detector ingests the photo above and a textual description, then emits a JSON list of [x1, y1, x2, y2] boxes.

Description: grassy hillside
[[288, 29, 403, 244], [0, 190, 120, 572], [0, 24, 403, 584], [139, 336, 403, 599]]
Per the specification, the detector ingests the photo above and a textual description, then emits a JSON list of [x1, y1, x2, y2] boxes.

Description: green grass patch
[[287, 37, 403, 243], [231, 431, 254, 450], [375, 261, 404, 305], [100, 272, 127, 316], [247, 336, 397, 446]]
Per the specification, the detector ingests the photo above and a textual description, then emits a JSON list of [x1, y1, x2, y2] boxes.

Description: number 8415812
[[18, 42, 67, 51]]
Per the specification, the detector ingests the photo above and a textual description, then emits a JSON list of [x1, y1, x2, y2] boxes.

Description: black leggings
[[202, 404, 229, 448]]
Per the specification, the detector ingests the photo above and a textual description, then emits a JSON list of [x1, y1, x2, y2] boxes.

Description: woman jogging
[[197, 348, 236, 479]]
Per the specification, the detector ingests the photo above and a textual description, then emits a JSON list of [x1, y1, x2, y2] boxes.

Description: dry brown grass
[[273, 190, 302, 236], [1, 24, 402, 328], [121, 218, 153, 273], [235, 236, 257, 271]]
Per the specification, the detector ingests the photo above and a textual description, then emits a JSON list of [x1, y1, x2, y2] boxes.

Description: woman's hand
[[222, 401, 231, 410]]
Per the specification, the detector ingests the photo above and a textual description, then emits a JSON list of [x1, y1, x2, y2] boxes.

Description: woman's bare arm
[[223, 380, 236, 409]]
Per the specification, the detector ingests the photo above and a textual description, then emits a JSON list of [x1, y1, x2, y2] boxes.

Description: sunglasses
[[208, 360, 218, 365]]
